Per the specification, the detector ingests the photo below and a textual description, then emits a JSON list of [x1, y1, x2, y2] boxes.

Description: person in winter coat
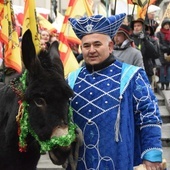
[[113, 24, 144, 68], [156, 18, 170, 90], [130, 18, 160, 84]]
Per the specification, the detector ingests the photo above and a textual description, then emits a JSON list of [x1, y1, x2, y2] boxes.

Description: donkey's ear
[[49, 41, 64, 75], [22, 29, 38, 72], [49, 40, 60, 60]]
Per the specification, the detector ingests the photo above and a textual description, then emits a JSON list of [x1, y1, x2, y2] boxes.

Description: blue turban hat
[[69, 13, 126, 39]]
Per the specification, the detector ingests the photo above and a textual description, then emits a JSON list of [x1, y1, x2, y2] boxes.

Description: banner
[[59, 0, 93, 77], [161, 2, 170, 20], [0, 0, 22, 73], [37, 13, 56, 33], [22, 0, 40, 54], [136, 0, 156, 19]]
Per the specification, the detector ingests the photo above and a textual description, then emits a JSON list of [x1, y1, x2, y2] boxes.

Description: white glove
[[139, 32, 145, 39]]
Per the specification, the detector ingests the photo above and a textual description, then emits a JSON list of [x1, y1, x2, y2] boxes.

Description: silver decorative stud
[[85, 24, 93, 32]]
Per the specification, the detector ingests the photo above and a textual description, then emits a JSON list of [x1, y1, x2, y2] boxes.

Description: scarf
[[114, 39, 131, 50], [161, 28, 170, 41]]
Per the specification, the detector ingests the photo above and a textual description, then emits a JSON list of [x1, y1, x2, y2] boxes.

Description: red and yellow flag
[[59, 33, 79, 78], [59, 0, 93, 77], [127, 0, 149, 7], [0, 42, 3, 60], [0, 0, 22, 73], [61, 0, 93, 44], [137, 0, 156, 19], [0, 1, 8, 44], [22, 0, 40, 54], [37, 13, 56, 33]]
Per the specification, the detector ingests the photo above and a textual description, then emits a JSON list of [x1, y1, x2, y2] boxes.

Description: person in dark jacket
[[130, 18, 160, 84]]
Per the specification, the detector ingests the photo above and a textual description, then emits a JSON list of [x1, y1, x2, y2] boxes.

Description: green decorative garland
[[14, 71, 77, 153]]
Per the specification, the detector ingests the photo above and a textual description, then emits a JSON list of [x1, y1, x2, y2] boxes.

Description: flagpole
[[131, 3, 136, 22], [106, 0, 109, 17], [1, 43, 5, 83], [144, 0, 150, 22], [113, 0, 117, 15]]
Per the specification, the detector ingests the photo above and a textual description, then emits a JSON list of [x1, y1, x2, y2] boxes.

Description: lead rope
[[62, 127, 83, 170], [114, 95, 123, 142]]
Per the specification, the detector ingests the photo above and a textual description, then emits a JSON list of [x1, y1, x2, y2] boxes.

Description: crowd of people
[[0, 28, 59, 83], [71, 12, 170, 91], [1, 10, 170, 90]]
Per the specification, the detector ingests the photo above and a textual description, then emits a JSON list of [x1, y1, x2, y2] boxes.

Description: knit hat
[[68, 13, 126, 39], [161, 18, 170, 28], [117, 24, 132, 40], [148, 5, 160, 14]]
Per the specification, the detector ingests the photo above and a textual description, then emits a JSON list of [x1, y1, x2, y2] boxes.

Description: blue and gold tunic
[[68, 57, 162, 170]]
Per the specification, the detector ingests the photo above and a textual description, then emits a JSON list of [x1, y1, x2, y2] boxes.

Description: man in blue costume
[[67, 13, 163, 170]]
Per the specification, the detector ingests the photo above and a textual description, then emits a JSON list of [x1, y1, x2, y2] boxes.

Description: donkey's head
[[21, 30, 74, 165]]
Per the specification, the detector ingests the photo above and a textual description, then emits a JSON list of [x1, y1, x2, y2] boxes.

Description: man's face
[[81, 33, 113, 65], [148, 12, 155, 20], [114, 32, 127, 45], [133, 22, 143, 33]]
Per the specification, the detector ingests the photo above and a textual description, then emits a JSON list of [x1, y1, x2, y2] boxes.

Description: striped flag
[[59, 33, 79, 78], [37, 13, 56, 33], [22, 0, 40, 54], [0, 42, 3, 61], [59, 0, 93, 77], [127, 0, 148, 7], [0, 0, 22, 73], [0, 1, 9, 44], [61, 0, 93, 44], [135, 0, 156, 19]]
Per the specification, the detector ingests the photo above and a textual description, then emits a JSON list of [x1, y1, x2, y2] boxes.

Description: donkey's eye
[[34, 98, 46, 107]]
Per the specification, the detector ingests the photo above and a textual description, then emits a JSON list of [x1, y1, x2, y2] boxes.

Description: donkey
[[0, 29, 79, 170]]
